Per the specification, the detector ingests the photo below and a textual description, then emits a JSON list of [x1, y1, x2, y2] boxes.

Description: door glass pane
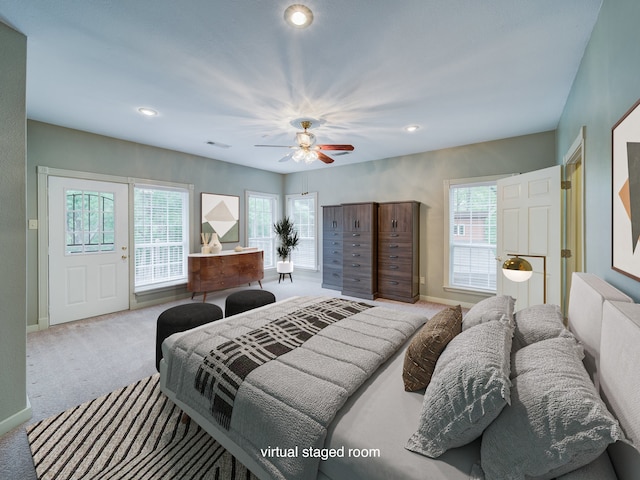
[[64, 189, 116, 254]]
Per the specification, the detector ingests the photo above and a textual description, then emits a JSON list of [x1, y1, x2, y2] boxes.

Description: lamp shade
[[502, 256, 533, 282]]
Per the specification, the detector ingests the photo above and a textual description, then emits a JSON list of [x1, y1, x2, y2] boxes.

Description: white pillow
[[462, 295, 514, 331], [481, 336, 624, 479], [406, 317, 513, 457]]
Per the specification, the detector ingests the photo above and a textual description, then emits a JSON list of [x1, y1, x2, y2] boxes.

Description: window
[[246, 191, 278, 269], [286, 193, 317, 270], [445, 178, 497, 292], [134, 185, 189, 290], [65, 190, 115, 254], [452, 224, 465, 236]]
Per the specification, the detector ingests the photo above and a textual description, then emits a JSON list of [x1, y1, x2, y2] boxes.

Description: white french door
[[496, 165, 561, 309], [48, 177, 130, 325]]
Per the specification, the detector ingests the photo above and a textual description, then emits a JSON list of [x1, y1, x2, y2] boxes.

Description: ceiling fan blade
[[317, 152, 335, 164], [254, 144, 295, 148], [279, 152, 294, 163], [317, 144, 354, 151]]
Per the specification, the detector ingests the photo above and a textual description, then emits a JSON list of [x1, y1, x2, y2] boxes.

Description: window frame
[[132, 181, 192, 293], [285, 192, 318, 271], [443, 174, 505, 295], [245, 190, 279, 270]]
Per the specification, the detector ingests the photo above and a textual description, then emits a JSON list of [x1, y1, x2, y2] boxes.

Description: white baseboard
[[0, 398, 32, 437]]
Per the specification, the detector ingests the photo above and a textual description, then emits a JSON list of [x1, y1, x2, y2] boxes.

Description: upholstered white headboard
[[600, 300, 640, 480], [568, 273, 639, 480], [567, 273, 632, 386]]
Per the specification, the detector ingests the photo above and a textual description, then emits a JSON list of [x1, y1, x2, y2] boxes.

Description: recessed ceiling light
[[138, 107, 158, 117], [405, 125, 420, 133], [284, 4, 313, 28]]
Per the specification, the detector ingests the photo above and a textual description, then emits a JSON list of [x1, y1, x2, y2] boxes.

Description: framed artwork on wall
[[612, 98, 640, 282], [201, 193, 239, 243]]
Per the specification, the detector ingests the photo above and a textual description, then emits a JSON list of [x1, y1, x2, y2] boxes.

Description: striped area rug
[[26, 374, 258, 480]]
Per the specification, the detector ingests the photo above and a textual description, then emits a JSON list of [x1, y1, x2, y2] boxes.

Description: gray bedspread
[[165, 296, 426, 480]]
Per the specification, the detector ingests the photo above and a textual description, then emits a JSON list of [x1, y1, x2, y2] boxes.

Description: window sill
[[135, 279, 187, 295], [443, 285, 496, 297]]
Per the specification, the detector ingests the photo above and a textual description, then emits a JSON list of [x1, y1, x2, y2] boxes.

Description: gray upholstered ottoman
[[155, 303, 223, 371], [225, 289, 276, 317]]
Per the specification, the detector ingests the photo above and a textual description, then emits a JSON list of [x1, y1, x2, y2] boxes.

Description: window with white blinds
[[246, 191, 278, 269], [134, 185, 189, 290], [447, 180, 497, 292], [286, 193, 317, 270]]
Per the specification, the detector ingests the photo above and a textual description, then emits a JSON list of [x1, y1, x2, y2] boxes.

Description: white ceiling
[[1, 0, 602, 173]]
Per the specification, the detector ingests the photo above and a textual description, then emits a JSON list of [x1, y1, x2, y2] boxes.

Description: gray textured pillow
[[462, 295, 514, 331], [481, 336, 624, 480], [406, 317, 513, 458], [555, 452, 617, 480], [402, 305, 462, 391], [512, 303, 571, 352]]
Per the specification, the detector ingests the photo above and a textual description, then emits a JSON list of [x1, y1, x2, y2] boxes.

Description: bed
[[159, 274, 640, 480]]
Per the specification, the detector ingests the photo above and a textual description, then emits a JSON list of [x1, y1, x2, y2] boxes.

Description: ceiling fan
[[255, 120, 354, 164]]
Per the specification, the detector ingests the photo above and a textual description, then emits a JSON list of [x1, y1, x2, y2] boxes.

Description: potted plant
[[273, 216, 300, 278]]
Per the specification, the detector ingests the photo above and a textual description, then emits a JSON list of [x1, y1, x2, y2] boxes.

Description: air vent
[[206, 141, 231, 149]]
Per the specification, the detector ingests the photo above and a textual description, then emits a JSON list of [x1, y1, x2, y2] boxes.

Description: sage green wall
[[285, 131, 556, 306], [26, 121, 284, 325], [556, 0, 640, 301], [0, 22, 29, 434]]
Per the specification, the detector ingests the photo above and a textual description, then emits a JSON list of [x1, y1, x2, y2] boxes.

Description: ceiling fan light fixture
[[304, 150, 318, 164], [295, 130, 316, 147], [405, 124, 420, 133], [284, 4, 313, 28], [292, 149, 306, 163]]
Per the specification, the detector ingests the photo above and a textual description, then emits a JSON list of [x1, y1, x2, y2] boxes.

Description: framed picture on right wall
[[612, 98, 640, 282]]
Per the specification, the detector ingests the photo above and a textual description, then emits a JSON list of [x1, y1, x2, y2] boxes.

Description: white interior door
[[48, 177, 129, 325], [497, 165, 561, 309]]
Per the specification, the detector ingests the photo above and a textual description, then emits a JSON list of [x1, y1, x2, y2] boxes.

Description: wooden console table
[[187, 249, 264, 301]]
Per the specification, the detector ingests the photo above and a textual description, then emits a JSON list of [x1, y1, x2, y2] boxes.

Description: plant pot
[[277, 261, 294, 274]]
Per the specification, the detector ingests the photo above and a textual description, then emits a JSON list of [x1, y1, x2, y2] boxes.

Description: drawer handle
[[389, 281, 399, 285], [333, 260, 341, 264], [333, 250, 339, 254], [351, 278, 360, 282], [389, 265, 399, 269], [351, 263, 360, 267], [389, 255, 399, 259], [390, 233, 399, 237], [332, 242, 339, 245], [352, 253, 360, 257], [352, 233, 360, 237], [352, 243, 360, 247], [333, 273, 340, 277], [389, 244, 399, 248]]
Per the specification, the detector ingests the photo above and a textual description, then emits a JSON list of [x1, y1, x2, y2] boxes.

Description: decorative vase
[[201, 245, 211, 254], [209, 233, 222, 254]]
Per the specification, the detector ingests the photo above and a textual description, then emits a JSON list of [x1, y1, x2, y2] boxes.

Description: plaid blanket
[[194, 297, 373, 429]]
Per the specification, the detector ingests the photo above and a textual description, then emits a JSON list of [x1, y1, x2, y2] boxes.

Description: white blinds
[[247, 192, 277, 269], [134, 185, 189, 288], [286, 193, 317, 270], [449, 181, 497, 291]]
